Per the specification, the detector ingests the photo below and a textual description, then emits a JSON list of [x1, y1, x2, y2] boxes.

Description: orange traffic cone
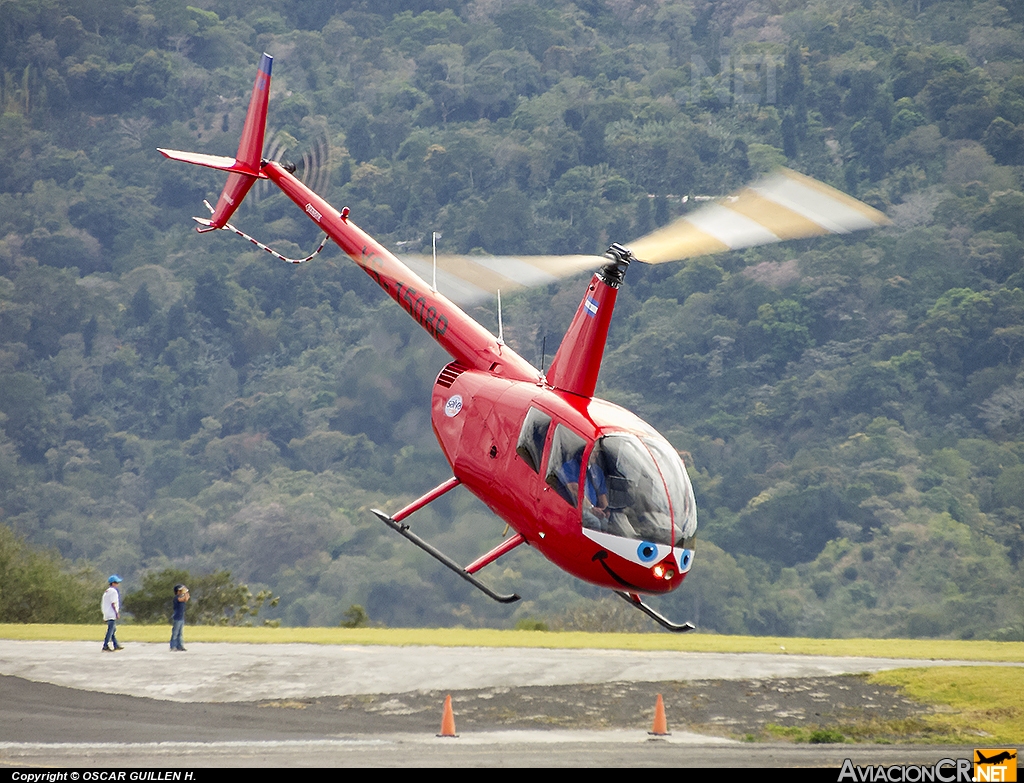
[[437, 694, 458, 737], [649, 693, 670, 736]]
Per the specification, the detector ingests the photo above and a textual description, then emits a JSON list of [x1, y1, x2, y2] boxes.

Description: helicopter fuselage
[[159, 52, 887, 625], [431, 366, 695, 593]]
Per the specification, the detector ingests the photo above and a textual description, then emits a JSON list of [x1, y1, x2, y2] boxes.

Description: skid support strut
[[615, 591, 695, 633], [371, 478, 522, 604]]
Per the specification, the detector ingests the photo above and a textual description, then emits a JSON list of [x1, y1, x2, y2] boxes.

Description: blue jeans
[[104, 620, 118, 649], [170, 619, 184, 650]]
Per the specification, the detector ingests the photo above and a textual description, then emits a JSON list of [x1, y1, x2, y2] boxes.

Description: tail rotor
[[255, 128, 331, 204]]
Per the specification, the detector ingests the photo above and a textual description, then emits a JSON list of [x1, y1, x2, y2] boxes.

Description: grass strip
[[2, 624, 1023, 662], [760, 668, 1024, 744], [867, 667, 1024, 744]]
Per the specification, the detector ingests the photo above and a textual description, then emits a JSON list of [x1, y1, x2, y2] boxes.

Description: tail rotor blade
[[256, 128, 331, 203], [303, 134, 331, 195]]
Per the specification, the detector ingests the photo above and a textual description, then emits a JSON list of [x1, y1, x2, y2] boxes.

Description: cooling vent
[[436, 362, 468, 388]]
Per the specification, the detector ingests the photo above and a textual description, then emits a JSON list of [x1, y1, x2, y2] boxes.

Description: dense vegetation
[[0, 524, 95, 622], [1, 0, 1023, 637], [123, 567, 279, 625]]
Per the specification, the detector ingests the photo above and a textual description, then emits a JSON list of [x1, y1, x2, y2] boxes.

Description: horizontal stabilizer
[[157, 149, 264, 177]]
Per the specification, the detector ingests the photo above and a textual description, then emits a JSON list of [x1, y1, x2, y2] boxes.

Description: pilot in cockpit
[[557, 453, 609, 527]]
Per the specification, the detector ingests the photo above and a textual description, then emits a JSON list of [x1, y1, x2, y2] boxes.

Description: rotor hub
[[599, 243, 634, 288]]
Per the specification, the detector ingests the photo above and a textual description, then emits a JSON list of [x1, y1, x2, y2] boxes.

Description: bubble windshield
[[581, 433, 697, 547]]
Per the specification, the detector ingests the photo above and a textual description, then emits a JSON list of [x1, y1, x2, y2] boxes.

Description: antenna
[[496, 289, 504, 346], [431, 231, 439, 292]]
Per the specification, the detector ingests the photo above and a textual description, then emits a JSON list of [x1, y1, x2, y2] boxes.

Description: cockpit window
[[643, 437, 698, 545], [545, 424, 587, 507], [515, 407, 552, 474], [582, 433, 696, 547]]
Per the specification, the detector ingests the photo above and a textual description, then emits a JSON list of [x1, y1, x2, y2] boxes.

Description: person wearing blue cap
[[101, 575, 124, 652]]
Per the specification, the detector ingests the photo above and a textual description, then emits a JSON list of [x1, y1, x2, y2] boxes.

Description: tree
[[124, 568, 279, 626], [751, 300, 814, 368], [850, 118, 887, 181], [0, 372, 56, 462], [340, 604, 369, 628], [0, 524, 96, 623], [983, 117, 1024, 165]]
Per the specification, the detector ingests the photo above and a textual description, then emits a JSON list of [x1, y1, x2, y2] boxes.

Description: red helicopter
[[160, 55, 888, 631]]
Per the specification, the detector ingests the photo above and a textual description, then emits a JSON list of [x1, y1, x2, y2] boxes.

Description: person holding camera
[[170, 584, 189, 651]]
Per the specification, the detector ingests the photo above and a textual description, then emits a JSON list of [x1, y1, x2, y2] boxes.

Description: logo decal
[[305, 203, 323, 222], [444, 395, 463, 418], [975, 749, 1017, 782], [584, 296, 599, 318]]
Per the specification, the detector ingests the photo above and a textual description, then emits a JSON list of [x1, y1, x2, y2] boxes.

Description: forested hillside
[[1, 0, 1023, 637]]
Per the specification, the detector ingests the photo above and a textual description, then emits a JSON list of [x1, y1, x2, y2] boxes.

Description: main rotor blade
[[398, 253, 605, 305], [396, 169, 887, 304], [628, 167, 890, 264]]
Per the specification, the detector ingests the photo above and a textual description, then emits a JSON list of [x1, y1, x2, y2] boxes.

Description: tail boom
[[262, 161, 538, 379]]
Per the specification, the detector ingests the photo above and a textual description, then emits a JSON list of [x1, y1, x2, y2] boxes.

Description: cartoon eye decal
[[680, 551, 690, 567], [636, 542, 659, 563], [581, 528, 672, 567]]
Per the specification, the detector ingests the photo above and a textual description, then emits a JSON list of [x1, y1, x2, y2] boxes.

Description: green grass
[[2, 623, 1023, 661], [760, 668, 1024, 745], [868, 667, 1024, 744], [764, 725, 849, 743]]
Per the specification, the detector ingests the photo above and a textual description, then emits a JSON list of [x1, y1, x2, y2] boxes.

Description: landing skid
[[372, 509, 521, 604], [615, 591, 695, 633]]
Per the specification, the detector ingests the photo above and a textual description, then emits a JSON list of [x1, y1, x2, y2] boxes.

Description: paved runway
[[0, 641, 1018, 767], [0, 736, 998, 768], [0, 640, 1010, 701]]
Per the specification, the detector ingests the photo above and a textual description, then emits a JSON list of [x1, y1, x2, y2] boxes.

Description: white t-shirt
[[101, 586, 120, 621]]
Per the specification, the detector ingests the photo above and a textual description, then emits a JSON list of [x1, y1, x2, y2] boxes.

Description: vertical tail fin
[[545, 248, 629, 398], [207, 53, 273, 230], [158, 53, 273, 231], [544, 272, 618, 398]]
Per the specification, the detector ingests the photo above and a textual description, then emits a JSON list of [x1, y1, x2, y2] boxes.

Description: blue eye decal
[[681, 551, 691, 567], [637, 542, 658, 563]]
